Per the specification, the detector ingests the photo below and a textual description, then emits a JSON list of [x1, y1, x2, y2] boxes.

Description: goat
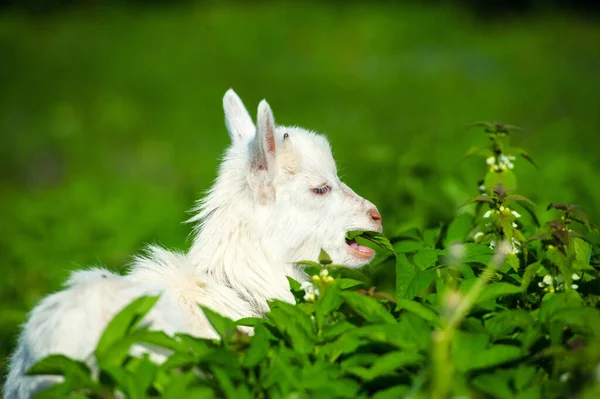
[[4, 90, 383, 398]]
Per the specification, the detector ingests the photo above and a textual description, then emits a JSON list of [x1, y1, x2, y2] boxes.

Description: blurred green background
[[0, 0, 598, 383]]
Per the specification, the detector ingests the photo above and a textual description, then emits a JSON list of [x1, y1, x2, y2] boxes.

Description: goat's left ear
[[223, 89, 255, 144], [252, 99, 277, 173]]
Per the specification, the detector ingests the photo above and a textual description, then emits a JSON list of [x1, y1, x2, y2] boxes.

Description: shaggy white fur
[[4, 90, 382, 398]]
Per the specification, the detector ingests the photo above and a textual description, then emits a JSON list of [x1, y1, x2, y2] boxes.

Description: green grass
[[0, 1, 599, 383]]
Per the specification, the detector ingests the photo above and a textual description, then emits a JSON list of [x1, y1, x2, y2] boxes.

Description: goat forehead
[[277, 126, 337, 174]]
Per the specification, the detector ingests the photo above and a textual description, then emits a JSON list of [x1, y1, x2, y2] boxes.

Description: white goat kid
[[4, 90, 382, 398]]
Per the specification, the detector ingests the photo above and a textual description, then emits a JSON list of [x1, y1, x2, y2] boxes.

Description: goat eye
[[312, 185, 331, 195]]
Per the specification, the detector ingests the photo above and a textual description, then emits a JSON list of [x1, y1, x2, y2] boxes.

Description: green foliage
[[2, 1, 600, 384], [24, 119, 600, 398]]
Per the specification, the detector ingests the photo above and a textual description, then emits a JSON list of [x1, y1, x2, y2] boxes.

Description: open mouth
[[345, 232, 376, 259]]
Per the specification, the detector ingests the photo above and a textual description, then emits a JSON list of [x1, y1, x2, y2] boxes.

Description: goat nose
[[369, 209, 382, 223]]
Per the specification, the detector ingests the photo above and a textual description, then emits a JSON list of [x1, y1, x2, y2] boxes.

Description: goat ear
[[252, 99, 277, 173], [223, 89, 255, 144]]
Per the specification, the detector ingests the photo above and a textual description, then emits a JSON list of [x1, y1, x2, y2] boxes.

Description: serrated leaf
[[242, 324, 270, 367], [95, 295, 160, 366], [26, 355, 92, 378], [476, 283, 522, 304], [316, 284, 343, 329], [458, 195, 494, 209], [396, 253, 416, 300], [521, 261, 542, 290], [506, 253, 520, 272], [484, 310, 534, 340], [414, 248, 441, 270], [345, 351, 424, 381], [453, 331, 522, 372], [235, 317, 262, 327], [394, 240, 424, 253], [340, 291, 396, 324], [539, 291, 584, 324], [405, 269, 437, 300], [505, 194, 537, 207], [200, 305, 237, 341], [396, 298, 438, 322], [267, 300, 316, 354], [337, 278, 365, 290], [461, 243, 495, 264]]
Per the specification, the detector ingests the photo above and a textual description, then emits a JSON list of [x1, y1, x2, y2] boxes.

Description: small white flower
[[483, 210, 493, 218], [512, 222, 518, 228], [473, 232, 484, 241], [571, 284, 579, 290], [572, 273, 581, 281], [559, 373, 570, 383], [478, 183, 486, 191], [319, 269, 329, 279], [499, 205, 506, 212], [301, 281, 320, 302], [538, 282, 544, 288], [511, 210, 522, 218], [543, 275, 554, 286], [486, 156, 495, 166], [489, 240, 496, 249]]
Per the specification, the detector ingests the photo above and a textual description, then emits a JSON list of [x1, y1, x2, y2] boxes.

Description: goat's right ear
[[251, 99, 277, 174], [223, 89, 255, 144]]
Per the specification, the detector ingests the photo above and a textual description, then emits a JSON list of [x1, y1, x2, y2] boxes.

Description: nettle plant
[[25, 123, 600, 399]]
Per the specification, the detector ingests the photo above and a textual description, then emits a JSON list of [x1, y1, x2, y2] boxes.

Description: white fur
[[4, 90, 382, 398]]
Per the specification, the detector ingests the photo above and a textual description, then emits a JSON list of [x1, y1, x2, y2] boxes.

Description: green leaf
[[396, 253, 416, 300], [337, 278, 365, 290], [357, 231, 395, 253], [27, 355, 99, 396], [453, 331, 522, 372], [521, 261, 542, 290], [340, 291, 396, 324], [539, 291, 583, 324], [242, 324, 270, 367], [444, 212, 474, 247], [286, 276, 301, 291], [461, 243, 495, 264], [573, 237, 592, 263], [316, 284, 343, 329], [200, 305, 237, 341], [506, 253, 520, 272], [26, 355, 92, 378], [394, 240, 424, 253], [472, 370, 514, 399], [162, 371, 215, 399], [396, 298, 438, 322], [484, 310, 534, 340], [372, 385, 411, 399], [476, 283, 522, 304], [267, 300, 316, 354], [344, 351, 424, 381], [413, 248, 441, 270], [405, 269, 437, 300], [458, 195, 494, 209], [95, 295, 160, 366], [319, 249, 333, 265], [235, 317, 262, 327]]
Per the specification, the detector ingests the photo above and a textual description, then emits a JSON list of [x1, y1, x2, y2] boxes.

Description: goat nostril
[[369, 209, 382, 223]]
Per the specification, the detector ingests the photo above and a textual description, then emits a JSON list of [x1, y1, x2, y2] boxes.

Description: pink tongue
[[348, 239, 372, 253]]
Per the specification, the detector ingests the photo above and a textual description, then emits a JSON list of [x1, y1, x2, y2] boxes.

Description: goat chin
[[4, 89, 383, 399]]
